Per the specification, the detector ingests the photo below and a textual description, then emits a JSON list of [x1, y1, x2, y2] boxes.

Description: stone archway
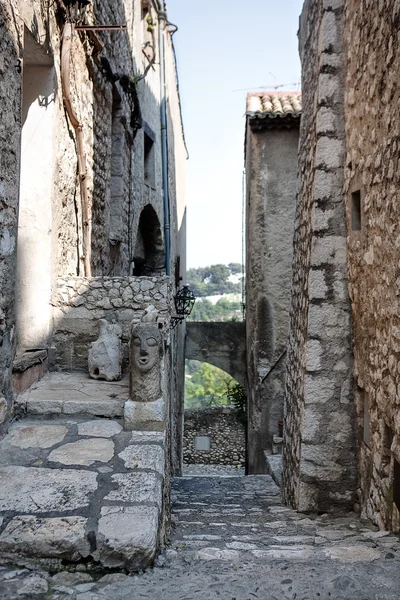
[[185, 322, 246, 387], [133, 204, 165, 276]]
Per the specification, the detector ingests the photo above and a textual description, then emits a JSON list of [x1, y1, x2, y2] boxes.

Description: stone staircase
[[1, 472, 400, 598], [0, 372, 166, 572]]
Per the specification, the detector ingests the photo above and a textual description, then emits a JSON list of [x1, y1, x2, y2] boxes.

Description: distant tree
[[184, 361, 237, 408]]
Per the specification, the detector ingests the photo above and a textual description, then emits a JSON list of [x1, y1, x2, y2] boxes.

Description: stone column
[[283, 0, 357, 512]]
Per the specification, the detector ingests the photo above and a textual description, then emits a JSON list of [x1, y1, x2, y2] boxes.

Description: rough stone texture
[[185, 322, 246, 387], [0, 410, 167, 570], [88, 319, 122, 381], [48, 438, 115, 466], [343, 0, 400, 531], [124, 398, 165, 430], [245, 119, 298, 473], [77, 419, 122, 438], [1, 472, 400, 597], [0, 466, 98, 512], [183, 406, 245, 467], [15, 372, 128, 418], [283, 0, 356, 513], [97, 505, 159, 570], [52, 276, 171, 372], [0, 516, 90, 561], [0, 0, 20, 439], [6, 424, 68, 449]]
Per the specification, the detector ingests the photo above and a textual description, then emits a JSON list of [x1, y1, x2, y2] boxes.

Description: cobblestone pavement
[[1, 474, 400, 599]]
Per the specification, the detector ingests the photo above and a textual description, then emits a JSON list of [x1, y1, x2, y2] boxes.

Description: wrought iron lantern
[[171, 285, 195, 328]]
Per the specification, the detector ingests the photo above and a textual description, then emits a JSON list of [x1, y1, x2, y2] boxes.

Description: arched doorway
[[183, 360, 246, 473], [133, 204, 165, 276]]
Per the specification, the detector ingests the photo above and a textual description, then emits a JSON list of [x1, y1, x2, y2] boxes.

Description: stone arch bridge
[[185, 322, 246, 386]]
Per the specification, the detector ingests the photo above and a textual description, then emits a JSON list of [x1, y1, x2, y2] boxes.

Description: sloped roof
[[246, 91, 302, 130]]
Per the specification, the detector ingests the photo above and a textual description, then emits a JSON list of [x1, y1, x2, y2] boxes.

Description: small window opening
[[144, 132, 155, 188], [351, 190, 361, 231], [362, 391, 370, 447], [382, 423, 394, 465]]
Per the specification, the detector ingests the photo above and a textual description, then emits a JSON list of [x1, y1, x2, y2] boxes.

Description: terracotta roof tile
[[246, 91, 302, 121]]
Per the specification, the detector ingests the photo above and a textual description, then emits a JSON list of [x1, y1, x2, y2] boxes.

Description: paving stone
[[104, 472, 162, 506], [0, 466, 97, 512], [322, 545, 382, 562], [129, 431, 165, 444], [119, 444, 164, 475], [13, 575, 48, 596], [195, 547, 240, 561], [48, 438, 114, 466], [77, 420, 123, 438], [6, 424, 68, 449], [97, 505, 159, 570], [51, 572, 93, 585], [0, 516, 90, 560]]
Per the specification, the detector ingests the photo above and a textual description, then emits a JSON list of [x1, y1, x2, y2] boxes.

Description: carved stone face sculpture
[[131, 324, 161, 373], [129, 313, 163, 403]]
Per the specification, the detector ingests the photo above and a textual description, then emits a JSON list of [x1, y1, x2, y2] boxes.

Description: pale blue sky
[[166, 0, 304, 268]]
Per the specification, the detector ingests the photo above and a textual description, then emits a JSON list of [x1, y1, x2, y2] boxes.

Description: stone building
[[245, 92, 301, 474], [0, 0, 187, 461], [283, 0, 400, 531]]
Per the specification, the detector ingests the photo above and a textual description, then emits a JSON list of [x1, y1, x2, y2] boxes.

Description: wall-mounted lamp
[[171, 285, 195, 329]]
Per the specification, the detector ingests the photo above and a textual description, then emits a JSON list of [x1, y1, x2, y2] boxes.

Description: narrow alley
[[1, 468, 400, 599]]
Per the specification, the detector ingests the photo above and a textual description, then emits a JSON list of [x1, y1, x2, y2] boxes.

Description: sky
[[166, 0, 304, 269]]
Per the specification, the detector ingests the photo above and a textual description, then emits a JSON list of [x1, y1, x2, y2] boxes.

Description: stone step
[[0, 416, 165, 571], [15, 371, 129, 418]]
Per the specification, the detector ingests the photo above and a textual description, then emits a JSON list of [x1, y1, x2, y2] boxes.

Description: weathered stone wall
[[0, 1, 22, 435], [343, 0, 400, 530], [0, 1, 186, 440], [52, 276, 172, 371], [183, 407, 245, 467], [283, 0, 356, 512], [245, 126, 298, 474]]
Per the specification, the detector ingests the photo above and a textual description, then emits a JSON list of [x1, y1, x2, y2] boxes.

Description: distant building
[[244, 92, 301, 473]]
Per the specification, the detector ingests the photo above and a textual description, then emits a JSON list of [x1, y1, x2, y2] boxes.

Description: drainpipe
[[158, 9, 171, 276], [61, 22, 92, 277]]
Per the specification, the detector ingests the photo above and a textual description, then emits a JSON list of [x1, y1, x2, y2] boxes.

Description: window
[[144, 131, 155, 188], [351, 190, 361, 231], [194, 436, 211, 452]]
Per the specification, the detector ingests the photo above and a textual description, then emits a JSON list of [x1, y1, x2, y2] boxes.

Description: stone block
[[319, 11, 339, 53], [0, 396, 7, 424], [0, 516, 90, 561], [304, 375, 335, 404], [97, 505, 159, 570], [124, 398, 165, 429], [6, 424, 67, 449], [309, 269, 327, 299], [104, 472, 162, 506], [77, 419, 123, 438], [300, 446, 344, 481], [318, 74, 341, 105], [62, 398, 124, 417], [311, 236, 347, 266], [48, 438, 115, 466], [119, 444, 165, 476], [0, 466, 97, 512], [315, 136, 344, 170], [306, 340, 323, 372]]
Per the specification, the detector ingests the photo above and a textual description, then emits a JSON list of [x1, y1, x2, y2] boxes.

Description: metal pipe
[[61, 22, 92, 277], [159, 10, 171, 276]]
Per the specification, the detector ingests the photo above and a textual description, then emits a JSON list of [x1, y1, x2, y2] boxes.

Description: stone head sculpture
[[129, 306, 163, 402]]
